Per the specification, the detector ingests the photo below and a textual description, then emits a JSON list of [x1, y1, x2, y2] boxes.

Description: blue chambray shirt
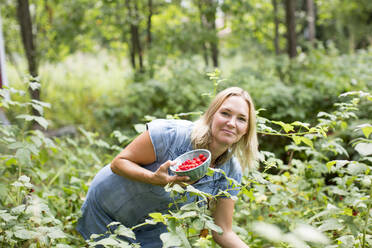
[[76, 119, 242, 247]]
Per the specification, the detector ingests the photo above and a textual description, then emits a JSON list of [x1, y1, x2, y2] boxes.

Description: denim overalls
[[76, 119, 242, 247]]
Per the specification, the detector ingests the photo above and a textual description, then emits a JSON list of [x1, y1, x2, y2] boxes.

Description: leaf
[[355, 143, 372, 156], [47, 228, 66, 239], [56, 244, 72, 248], [176, 211, 197, 219], [326, 161, 336, 172], [292, 224, 329, 244], [111, 130, 129, 143], [347, 162, 366, 175], [14, 228, 37, 240], [29, 81, 41, 90], [291, 121, 310, 130], [114, 225, 136, 239], [337, 235, 355, 248], [16, 115, 49, 129], [160, 232, 182, 248], [205, 220, 223, 234], [134, 124, 146, 133], [149, 212, 166, 224], [180, 202, 199, 211], [357, 124, 372, 138], [15, 148, 31, 166], [176, 226, 192, 248], [95, 237, 120, 246], [318, 218, 343, 232], [252, 222, 283, 242], [292, 136, 302, 145], [301, 137, 314, 149], [272, 121, 294, 133], [0, 211, 17, 222]]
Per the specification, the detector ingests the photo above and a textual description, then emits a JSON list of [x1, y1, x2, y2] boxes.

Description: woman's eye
[[221, 111, 229, 116], [238, 117, 247, 122]]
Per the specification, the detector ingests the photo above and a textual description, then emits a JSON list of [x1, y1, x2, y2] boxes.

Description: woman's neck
[[208, 141, 228, 165]]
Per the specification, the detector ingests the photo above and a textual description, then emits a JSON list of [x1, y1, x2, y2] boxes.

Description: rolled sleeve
[[146, 119, 176, 163]]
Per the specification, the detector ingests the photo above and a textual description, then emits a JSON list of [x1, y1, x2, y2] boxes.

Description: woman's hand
[[151, 160, 190, 186]]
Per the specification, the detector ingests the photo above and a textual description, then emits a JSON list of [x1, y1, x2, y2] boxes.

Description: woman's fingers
[[160, 160, 175, 171], [171, 175, 190, 182]]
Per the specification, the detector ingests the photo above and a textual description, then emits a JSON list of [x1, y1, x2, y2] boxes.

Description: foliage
[[1, 73, 371, 247]]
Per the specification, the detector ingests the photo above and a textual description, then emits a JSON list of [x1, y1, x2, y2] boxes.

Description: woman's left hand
[[151, 160, 190, 186]]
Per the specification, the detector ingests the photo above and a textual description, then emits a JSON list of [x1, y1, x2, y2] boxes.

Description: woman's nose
[[227, 117, 236, 127]]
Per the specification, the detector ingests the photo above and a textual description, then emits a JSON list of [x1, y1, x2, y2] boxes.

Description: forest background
[[0, 0, 372, 247]]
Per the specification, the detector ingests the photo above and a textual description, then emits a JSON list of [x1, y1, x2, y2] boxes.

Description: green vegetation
[[1, 0, 372, 247]]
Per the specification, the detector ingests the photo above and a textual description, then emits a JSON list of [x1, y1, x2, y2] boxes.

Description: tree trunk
[[133, 2, 144, 72], [285, 0, 297, 58], [205, 0, 219, 67], [17, 0, 42, 129], [198, 1, 209, 67], [126, 0, 137, 70], [147, 0, 152, 49], [306, 0, 316, 46], [272, 0, 280, 55]]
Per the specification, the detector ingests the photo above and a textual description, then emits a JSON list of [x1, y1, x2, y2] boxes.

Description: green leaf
[[357, 124, 372, 138], [291, 136, 313, 148], [15, 148, 31, 166], [292, 136, 302, 145], [272, 121, 294, 133], [111, 130, 129, 143], [95, 237, 120, 246], [160, 232, 182, 248], [16, 115, 49, 129], [205, 220, 223, 234], [149, 212, 166, 224], [175, 211, 197, 219], [14, 228, 37, 240], [326, 161, 336, 171], [301, 137, 314, 149], [318, 218, 343, 231], [114, 225, 135, 239], [176, 226, 192, 248], [47, 228, 66, 239], [291, 121, 310, 130], [0, 211, 17, 222], [355, 143, 372, 156], [292, 224, 329, 244], [252, 222, 283, 242], [134, 124, 146, 133]]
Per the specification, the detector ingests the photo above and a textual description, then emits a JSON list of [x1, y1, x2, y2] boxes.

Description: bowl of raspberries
[[170, 149, 211, 181]]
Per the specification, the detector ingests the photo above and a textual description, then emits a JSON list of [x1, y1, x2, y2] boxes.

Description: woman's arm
[[212, 198, 249, 248], [110, 131, 189, 186]]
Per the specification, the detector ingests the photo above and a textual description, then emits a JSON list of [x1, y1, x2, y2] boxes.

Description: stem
[[131, 222, 149, 230], [362, 187, 372, 248], [258, 130, 318, 137]]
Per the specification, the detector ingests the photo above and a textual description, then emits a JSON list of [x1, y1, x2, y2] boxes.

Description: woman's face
[[210, 95, 249, 147]]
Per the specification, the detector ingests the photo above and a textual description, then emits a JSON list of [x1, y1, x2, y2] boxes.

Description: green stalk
[[362, 187, 372, 248]]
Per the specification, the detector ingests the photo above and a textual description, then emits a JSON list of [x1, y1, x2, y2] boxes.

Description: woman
[[77, 87, 259, 247]]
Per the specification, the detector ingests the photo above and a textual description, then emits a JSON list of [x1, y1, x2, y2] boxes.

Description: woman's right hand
[[151, 160, 190, 186]]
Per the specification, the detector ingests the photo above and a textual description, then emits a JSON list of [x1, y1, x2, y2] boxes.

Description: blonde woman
[[77, 87, 259, 247]]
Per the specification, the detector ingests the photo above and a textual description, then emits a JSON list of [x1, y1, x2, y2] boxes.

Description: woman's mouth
[[222, 129, 235, 135]]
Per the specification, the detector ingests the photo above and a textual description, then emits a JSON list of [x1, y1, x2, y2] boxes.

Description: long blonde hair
[[191, 87, 259, 170]]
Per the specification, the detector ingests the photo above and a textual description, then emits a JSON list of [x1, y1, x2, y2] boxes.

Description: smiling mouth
[[222, 129, 235, 135]]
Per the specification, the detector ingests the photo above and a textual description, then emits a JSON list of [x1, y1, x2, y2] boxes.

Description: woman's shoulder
[[146, 119, 194, 154], [148, 118, 193, 127], [147, 118, 194, 135]]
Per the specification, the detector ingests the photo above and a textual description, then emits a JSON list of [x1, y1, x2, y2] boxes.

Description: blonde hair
[[191, 87, 259, 170]]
